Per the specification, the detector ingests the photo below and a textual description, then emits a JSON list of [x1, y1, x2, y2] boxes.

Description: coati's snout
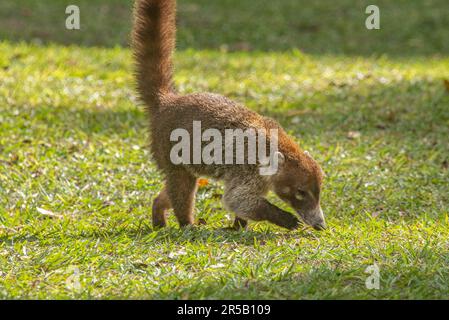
[[298, 206, 326, 231], [270, 150, 326, 230]]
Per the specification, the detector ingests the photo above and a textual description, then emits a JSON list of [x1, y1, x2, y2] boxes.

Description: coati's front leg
[[153, 170, 198, 228], [251, 200, 300, 230], [223, 181, 300, 230]]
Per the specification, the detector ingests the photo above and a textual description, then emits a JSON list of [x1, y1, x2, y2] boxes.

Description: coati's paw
[[152, 218, 167, 229], [283, 215, 301, 230]]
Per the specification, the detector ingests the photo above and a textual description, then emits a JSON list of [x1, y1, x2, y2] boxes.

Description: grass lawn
[[0, 0, 448, 299]]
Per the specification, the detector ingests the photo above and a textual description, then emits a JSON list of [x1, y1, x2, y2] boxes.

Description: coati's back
[[152, 92, 287, 179]]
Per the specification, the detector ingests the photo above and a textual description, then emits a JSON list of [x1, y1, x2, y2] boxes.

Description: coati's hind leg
[[152, 186, 171, 228], [223, 181, 300, 230], [165, 170, 198, 227]]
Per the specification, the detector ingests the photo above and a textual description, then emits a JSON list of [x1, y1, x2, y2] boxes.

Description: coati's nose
[[312, 207, 326, 230]]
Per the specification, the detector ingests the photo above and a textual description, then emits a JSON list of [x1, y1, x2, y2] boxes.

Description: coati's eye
[[295, 189, 307, 201]]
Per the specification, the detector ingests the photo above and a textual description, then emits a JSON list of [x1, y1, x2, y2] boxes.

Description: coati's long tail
[[132, 0, 176, 110]]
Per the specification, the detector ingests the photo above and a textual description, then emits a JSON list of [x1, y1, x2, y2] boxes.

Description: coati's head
[[270, 150, 326, 230]]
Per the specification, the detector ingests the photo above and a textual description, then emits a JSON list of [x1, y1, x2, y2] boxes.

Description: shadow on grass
[[137, 225, 319, 245], [0, 0, 448, 56], [0, 223, 320, 246]]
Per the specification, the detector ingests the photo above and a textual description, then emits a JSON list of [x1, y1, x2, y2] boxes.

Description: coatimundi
[[132, 0, 326, 231]]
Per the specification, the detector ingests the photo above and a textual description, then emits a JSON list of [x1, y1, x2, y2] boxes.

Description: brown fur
[[132, 0, 326, 230]]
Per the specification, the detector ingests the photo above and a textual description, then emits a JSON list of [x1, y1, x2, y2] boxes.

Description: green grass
[[0, 0, 448, 299]]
